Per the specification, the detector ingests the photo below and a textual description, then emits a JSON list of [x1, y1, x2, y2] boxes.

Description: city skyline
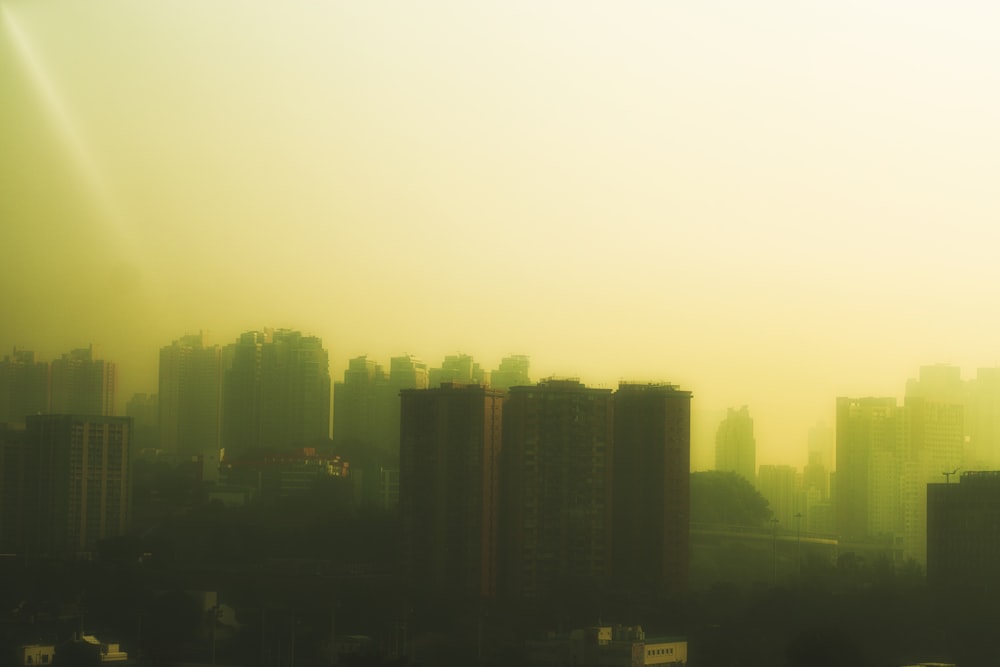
[[5, 2, 1000, 471]]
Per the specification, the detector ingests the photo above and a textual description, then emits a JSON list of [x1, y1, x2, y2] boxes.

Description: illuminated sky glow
[[3, 1, 1000, 468]]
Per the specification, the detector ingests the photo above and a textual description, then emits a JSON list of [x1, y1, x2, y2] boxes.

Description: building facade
[[222, 329, 331, 460], [927, 471, 1000, 590], [159, 333, 222, 459], [612, 382, 691, 595], [0, 349, 49, 424], [21, 415, 131, 556], [490, 355, 531, 392], [50, 346, 116, 416], [714, 406, 756, 485], [500, 379, 614, 598], [399, 383, 504, 598]]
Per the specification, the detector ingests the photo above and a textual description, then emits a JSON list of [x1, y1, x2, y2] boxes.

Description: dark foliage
[[691, 470, 773, 526]]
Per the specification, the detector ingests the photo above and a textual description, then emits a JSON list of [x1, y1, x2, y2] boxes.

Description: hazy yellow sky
[[3, 1, 1000, 469]]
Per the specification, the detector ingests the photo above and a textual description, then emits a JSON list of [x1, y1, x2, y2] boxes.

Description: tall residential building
[[429, 354, 488, 388], [490, 355, 531, 392], [389, 355, 429, 391], [835, 397, 906, 544], [21, 415, 132, 556], [927, 471, 1000, 590], [333, 354, 429, 456], [222, 329, 331, 460], [399, 384, 503, 598], [612, 382, 691, 595], [0, 349, 49, 424], [333, 356, 389, 448], [965, 367, 1000, 469], [159, 333, 222, 459], [715, 406, 756, 485], [902, 369, 964, 565], [500, 379, 614, 598], [50, 346, 116, 416]]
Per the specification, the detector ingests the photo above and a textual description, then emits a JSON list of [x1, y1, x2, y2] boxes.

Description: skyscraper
[[21, 415, 132, 556], [399, 383, 503, 598], [0, 348, 49, 424], [500, 379, 614, 598], [159, 333, 222, 459], [222, 329, 331, 460], [50, 346, 116, 416], [612, 382, 691, 595], [715, 406, 756, 485]]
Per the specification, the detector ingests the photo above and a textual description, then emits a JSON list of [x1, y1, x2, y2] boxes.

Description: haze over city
[[5, 1, 1000, 470]]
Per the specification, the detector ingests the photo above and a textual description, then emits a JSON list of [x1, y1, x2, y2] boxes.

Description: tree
[[690, 471, 772, 527]]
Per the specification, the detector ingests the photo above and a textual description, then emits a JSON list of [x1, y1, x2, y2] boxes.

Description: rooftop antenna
[[943, 468, 959, 483]]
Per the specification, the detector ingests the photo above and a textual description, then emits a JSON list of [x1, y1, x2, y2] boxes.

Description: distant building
[[927, 471, 1000, 590], [50, 346, 116, 416], [715, 406, 756, 485], [399, 383, 503, 598], [903, 378, 964, 565], [429, 354, 488, 387], [22, 415, 131, 556], [222, 448, 349, 498], [222, 329, 331, 459], [757, 464, 798, 529], [835, 397, 906, 544], [613, 382, 691, 595], [490, 355, 531, 391], [966, 367, 1000, 469], [501, 379, 613, 598], [333, 355, 393, 451], [159, 333, 222, 459], [0, 348, 49, 424]]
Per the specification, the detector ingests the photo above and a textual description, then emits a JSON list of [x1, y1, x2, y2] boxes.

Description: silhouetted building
[[0, 423, 27, 551], [22, 414, 131, 556], [50, 346, 116, 416], [222, 329, 331, 460], [429, 354, 488, 387], [333, 355, 393, 451], [389, 354, 429, 390], [899, 366, 965, 564], [125, 392, 158, 452], [501, 379, 613, 598], [757, 464, 798, 529], [222, 448, 350, 498], [490, 355, 531, 391], [0, 348, 49, 424], [612, 382, 691, 595], [835, 397, 906, 545], [159, 333, 222, 459], [526, 625, 687, 666], [399, 383, 503, 598], [927, 471, 1000, 590], [715, 406, 755, 485]]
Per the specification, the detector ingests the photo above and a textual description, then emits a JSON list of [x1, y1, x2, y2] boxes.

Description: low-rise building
[[526, 625, 687, 666]]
